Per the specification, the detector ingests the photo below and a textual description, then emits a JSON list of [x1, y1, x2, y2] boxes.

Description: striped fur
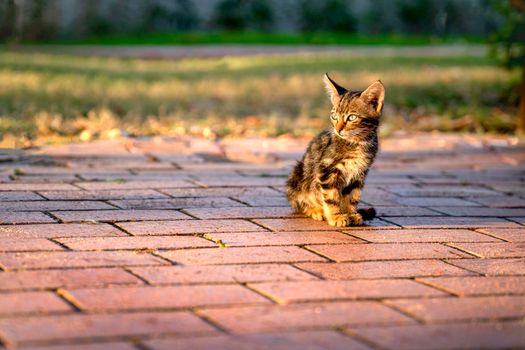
[[287, 74, 385, 227]]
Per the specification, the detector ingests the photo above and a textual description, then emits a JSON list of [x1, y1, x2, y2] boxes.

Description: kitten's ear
[[324, 73, 347, 106], [360, 80, 385, 113]]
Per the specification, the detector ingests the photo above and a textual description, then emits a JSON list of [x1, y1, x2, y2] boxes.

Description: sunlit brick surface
[[0, 134, 523, 348]]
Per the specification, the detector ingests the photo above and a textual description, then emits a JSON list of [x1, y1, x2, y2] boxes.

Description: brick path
[[0, 133, 524, 349]]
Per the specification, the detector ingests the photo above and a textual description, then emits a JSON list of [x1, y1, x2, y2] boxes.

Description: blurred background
[[0, 0, 524, 147]]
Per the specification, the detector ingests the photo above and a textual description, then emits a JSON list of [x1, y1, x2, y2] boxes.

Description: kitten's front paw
[[327, 213, 350, 227], [348, 213, 363, 226], [305, 208, 324, 221]]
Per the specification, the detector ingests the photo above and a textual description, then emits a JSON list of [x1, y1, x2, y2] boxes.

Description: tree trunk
[[518, 57, 525, 133], [0, 0, 17, 41]]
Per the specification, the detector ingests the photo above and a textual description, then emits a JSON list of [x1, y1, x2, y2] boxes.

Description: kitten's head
[[324, 74, 385, 141]]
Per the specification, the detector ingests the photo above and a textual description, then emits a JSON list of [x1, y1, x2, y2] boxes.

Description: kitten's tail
[[286, 161, 304, 210], [358, 207, 376, 221]]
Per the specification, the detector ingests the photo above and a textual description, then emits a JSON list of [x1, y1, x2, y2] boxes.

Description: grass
[[40, 32, 483, 46], [13, 168, 25, 176], [0, 46, 520, 147]]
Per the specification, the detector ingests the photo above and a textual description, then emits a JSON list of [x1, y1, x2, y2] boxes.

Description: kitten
[[287, 74, 385, 226]]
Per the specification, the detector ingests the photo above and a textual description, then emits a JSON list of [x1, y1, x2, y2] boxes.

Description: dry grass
[[0, 49, 520, 147]]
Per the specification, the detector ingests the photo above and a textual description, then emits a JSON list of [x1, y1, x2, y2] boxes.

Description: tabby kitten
[[287, 74, 385, 226]]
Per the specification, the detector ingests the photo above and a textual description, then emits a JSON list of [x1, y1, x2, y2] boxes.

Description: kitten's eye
[[347, 115, 358, 122], [330, 114, 338, 121]]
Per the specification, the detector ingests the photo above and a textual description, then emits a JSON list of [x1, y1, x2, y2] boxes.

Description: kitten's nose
[[336, 122, 345, 134]]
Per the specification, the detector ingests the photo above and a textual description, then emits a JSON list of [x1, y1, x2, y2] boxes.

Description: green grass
[[40, 32, 483, 46], [0, 46, 520, 146]]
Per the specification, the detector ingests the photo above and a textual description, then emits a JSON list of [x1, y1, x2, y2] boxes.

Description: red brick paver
[[22, 343, 137, 350], [0, 291, 72, 316], [307, 242, 472, 261], [471, 195, 525, 208], [0, 211, 56, 224], [52, 209, 191, 223], [432, 206, 525, 217], [387, 295, 525, 322], [256, 217, 396, 231], [199, 301, 415, 333], [109, 197, 244, 209], [0, 183, 78, 191], [446, 258, 525, 275], [419, 275, 525, 296], [0, 200, 114, 211], [347, 228, 500, 243], [129, 264, 316, 285], [392, 196, 480, 207], [185, 206, 298, 219], [449, 242, 525, 258], [0, 134, 523, 348], [385, 216, 519, 228], [477, 227, 525, 242], [118, 219, 265, 235], [68, 285, 269, 311], [39, 189, 170, 200], [206, 231, 363, 247], [56, 235, 216, 250], [296, 259, 476, 279], [0, 251, 167, 270], [145, 331, 372, 350], [249, 279, 446, 303], [0, 238, 63, 252], [75, 180, 194, 190], [354, 322, 525, 350], [0, 223, 126, 238], [0, 191, 45, 201], [0, 268, 142, 291], [160, 246, 327, 265], [0, 312, 215, 345], [161, 186, 281, 198]]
